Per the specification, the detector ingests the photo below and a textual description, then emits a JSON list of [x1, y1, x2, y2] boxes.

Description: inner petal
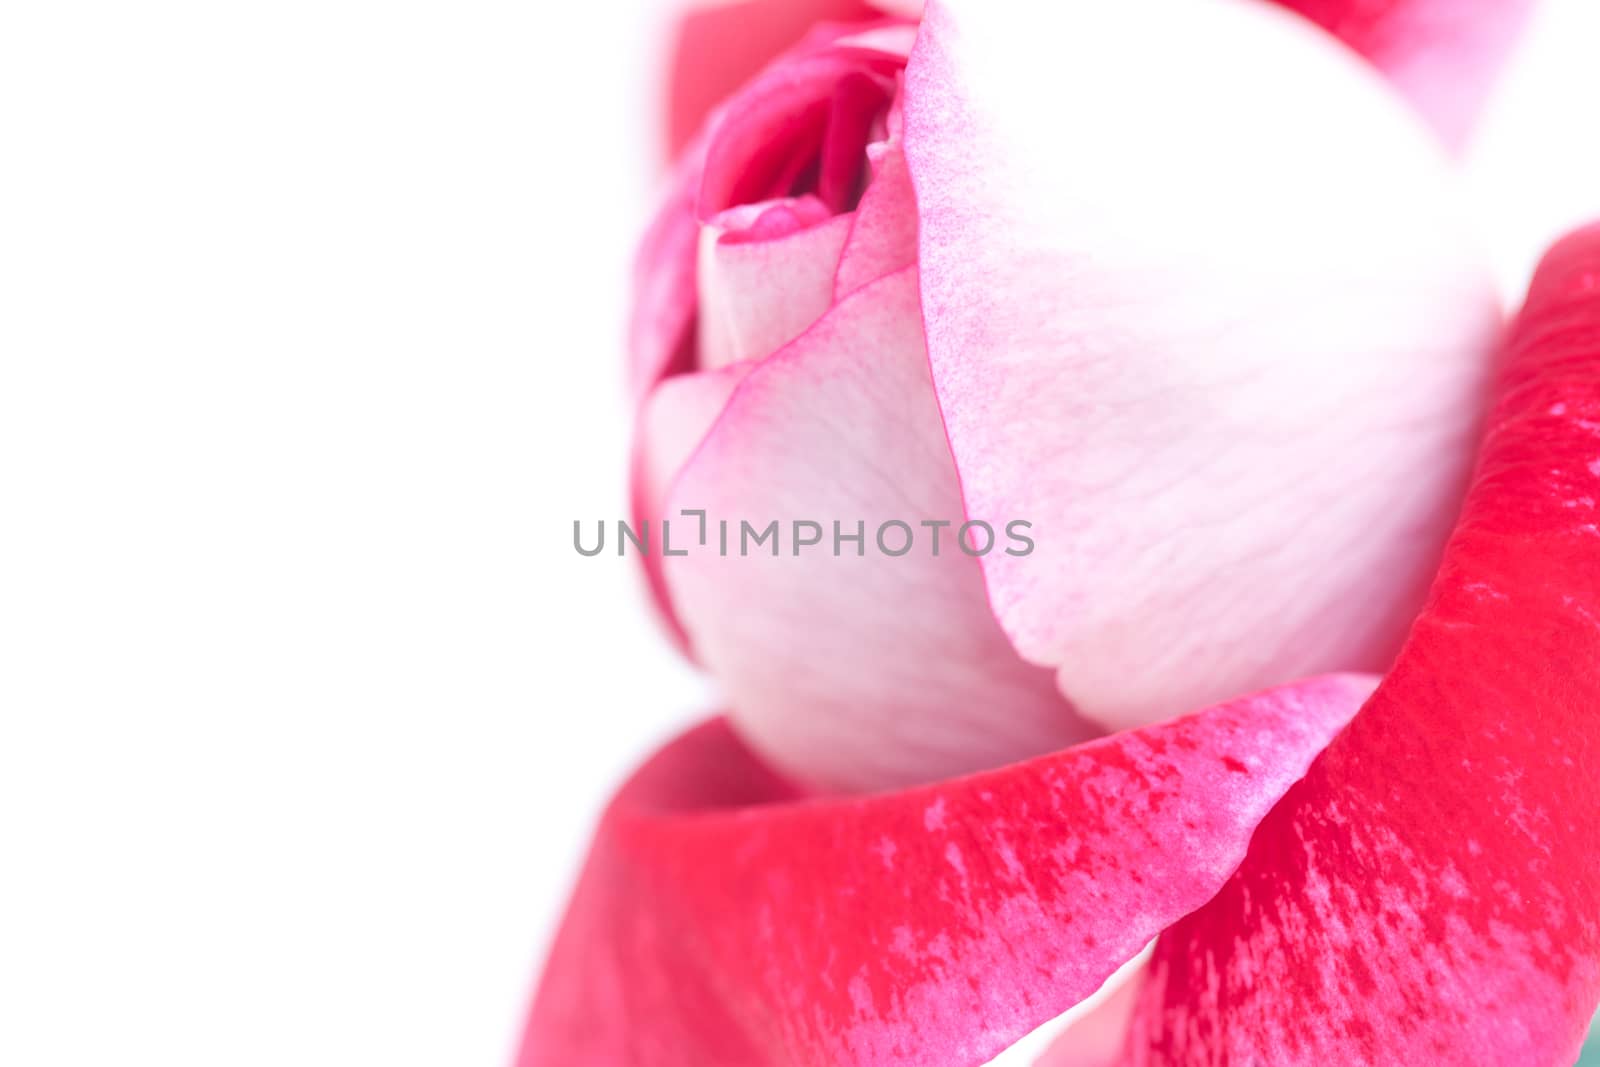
[[696, 200, 854, 369], [817, 71, 894, 211]]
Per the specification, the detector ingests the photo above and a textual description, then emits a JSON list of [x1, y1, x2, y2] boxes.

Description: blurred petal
[[1127, 225, 1600, 1066], [630, 150, 703, 397], [666, 0, 879, 159], [520, 675, 1372, 1066], [665, 268, 1094, 791], [1461, 0, 1600, 296], [904, 0, 1500, 732], [1273, 0, 1535, 149], [861, 0, 1531, 147]]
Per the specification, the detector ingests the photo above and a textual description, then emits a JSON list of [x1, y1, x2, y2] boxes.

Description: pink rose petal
[[904, 0, 1500, 732], [632, 364, 757, 652], [696, 205, 853, 370], [665, 268, 1096, 791]]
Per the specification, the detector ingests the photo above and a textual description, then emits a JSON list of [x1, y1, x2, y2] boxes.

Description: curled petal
[[1127, 224, 1600, 1066], [904, 0, 1500, 732], [519, 675, 1373, 1066]]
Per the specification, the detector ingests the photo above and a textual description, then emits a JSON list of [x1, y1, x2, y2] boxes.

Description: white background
[[2, 2, 1599, 1064]]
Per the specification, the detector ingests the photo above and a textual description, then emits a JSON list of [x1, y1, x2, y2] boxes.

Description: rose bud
[[525, 222, 1600, 1064], [632, 0, 1507, 792]]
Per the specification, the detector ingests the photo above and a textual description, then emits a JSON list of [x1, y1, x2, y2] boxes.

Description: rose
[[629, 0, 1512, 794], [520, 1, 1600, 1064], [532, 230, 1600, 1066]]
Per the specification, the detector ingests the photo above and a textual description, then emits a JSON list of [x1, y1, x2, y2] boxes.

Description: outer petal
[[904, 0, 1500, 732], [666, 0, 879, 159], [1126, 225, 1600, 1065], [664, 268, 1096, 792], [519, 675, 1373, 1067]]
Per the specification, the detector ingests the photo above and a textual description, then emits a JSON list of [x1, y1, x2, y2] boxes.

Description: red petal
[[1127, 225, 1600, 1065], [518, 675, 1371, 1065]]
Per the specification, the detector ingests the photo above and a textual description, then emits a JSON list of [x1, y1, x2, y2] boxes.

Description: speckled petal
[[517, 674, 1372, 1066]]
